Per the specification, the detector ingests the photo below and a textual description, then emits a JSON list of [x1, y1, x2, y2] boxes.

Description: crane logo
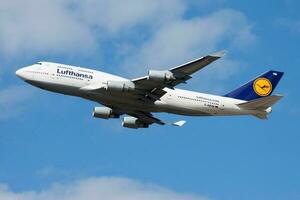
[[253, 78, 272, 96]]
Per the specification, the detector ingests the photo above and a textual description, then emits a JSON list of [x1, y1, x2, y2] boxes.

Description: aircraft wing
[[132, 50, 226, 100], [126, 111, 186, 127]]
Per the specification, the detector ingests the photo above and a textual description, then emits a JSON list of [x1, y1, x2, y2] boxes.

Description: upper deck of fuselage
[[36, 62, 129, 82]]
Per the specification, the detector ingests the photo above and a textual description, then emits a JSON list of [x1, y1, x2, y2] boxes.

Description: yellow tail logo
[[253, 78, 272, 96]]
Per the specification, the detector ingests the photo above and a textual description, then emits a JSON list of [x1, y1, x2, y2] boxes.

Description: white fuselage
[[16, 62, 261, 117]]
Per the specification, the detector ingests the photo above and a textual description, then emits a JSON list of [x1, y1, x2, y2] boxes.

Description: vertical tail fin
[[224, 70, 284, 101]]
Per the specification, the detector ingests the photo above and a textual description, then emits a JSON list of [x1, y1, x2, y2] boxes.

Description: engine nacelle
[[148, 70, 175, 82], [122, 117, 149, 129], [106, 81, 135, 92], [92, 107, 119, 119]]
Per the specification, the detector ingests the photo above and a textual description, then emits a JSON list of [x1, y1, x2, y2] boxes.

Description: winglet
[[210, 50, 227, 58], [172, 120, 186, 127]]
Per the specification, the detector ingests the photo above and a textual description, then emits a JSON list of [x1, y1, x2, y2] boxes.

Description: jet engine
[[106, 81, 135, 92], [148, 70, 175, 82], [92, 107, 119, 119], [122, 116, 149, 129]]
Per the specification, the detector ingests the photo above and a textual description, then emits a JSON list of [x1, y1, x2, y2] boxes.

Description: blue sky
[[0, 0, 299, 200]]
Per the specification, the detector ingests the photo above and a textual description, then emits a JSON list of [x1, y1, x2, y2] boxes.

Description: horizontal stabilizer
[[237, 95, 283, 110], [172, 120, 186, 127]]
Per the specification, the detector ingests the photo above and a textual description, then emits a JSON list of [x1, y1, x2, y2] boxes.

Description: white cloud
[[0, 0, 186, 58], [0, 1, 256, 58], [120, 9, 256, 77], [0, 177, 209, 200], [0, 85, 35, 120], [0, 1, 96, 57], [72, 0, 185, 34]]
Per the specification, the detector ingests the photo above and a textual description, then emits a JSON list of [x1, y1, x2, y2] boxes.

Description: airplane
[[15, 51, 284, 129]]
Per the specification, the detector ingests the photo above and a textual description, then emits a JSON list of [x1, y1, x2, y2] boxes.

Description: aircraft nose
[[15, 67, 30, 80], [15, 68, 23, 78]]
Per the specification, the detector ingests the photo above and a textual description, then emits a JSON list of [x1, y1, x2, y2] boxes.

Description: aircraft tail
[[224, 70, 284, 101]]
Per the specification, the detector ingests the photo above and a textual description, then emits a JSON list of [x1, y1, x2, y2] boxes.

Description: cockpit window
[[37, 62, 42, 65]]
